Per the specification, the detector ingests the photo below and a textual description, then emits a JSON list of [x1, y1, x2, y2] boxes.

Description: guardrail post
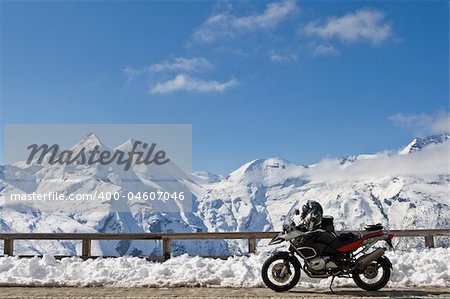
[[163, 238, 171, 261], [248, 237, 256, 254], [4, 239, 14, 256], [424, 235, 434, 248], [82, 239, 91, 258]]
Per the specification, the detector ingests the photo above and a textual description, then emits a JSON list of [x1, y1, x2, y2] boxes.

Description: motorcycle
[[261, 208, 395, 292]]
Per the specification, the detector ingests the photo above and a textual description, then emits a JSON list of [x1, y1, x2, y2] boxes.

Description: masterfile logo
[[4, 124, 192, 213], [26, 140, 170, 171]]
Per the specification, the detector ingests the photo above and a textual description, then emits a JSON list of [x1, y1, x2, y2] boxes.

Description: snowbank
[[0, 248, 448, 287]]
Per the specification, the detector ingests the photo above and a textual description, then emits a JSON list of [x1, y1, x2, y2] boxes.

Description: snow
[[0, 248, 448, 287]]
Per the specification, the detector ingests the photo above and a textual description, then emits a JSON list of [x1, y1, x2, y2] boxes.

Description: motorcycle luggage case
[[321, 215, 334, 232], [364, 223, 383, 231]]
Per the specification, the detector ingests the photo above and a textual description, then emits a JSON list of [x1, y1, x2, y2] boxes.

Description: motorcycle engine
[[308, 257, 339, 271]]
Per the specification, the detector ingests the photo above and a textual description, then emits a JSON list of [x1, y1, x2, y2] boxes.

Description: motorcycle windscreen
[[281, 201, 302, 227]]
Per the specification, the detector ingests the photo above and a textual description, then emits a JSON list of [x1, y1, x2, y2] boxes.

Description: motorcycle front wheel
[[261, 252, 301, 292], [352, 257, 391, 291]]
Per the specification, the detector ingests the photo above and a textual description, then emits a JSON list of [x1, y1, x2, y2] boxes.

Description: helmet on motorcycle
[[301, 204, 310, 218], [301, 200, 323, 230]]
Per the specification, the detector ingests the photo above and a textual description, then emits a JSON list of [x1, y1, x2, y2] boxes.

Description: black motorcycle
[[261, 209, 395, 292]]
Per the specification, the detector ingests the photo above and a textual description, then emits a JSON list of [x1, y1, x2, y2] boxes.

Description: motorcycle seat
[[336, 231, 360, 240]]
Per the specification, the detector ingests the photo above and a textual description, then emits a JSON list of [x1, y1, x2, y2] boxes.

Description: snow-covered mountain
[[192, 171, 223, 184], [0, 134, 449, 255], [399, 133, 449, 155]]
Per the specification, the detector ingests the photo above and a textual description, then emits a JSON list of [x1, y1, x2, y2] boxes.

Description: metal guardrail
[[0, 229, 449, 260]]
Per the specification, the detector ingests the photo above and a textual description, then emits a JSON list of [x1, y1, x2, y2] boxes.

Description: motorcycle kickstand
[[329, 275, 336, 294]]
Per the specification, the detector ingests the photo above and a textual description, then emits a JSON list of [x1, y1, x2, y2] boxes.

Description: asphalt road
[[0, 287, 448, 299]]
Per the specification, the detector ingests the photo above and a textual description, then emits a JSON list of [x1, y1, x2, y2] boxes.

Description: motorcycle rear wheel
[[261, 252, 301, 292], [352, 257, 391, 291]]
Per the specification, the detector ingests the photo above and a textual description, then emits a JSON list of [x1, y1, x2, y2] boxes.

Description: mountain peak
[[399, 133, 449, 155], [71, 133, 107, 151], [84, 132, 101, 141], [114, 139, 137, 151], [227, 157, 305, 185], [192, 171, 223, 184], [236, 157, 294, 174]]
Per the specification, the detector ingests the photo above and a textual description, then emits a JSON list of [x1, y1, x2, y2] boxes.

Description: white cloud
[[123, 66, 145, 82], [389, 110, 450, 135], [303, 9, 392, 45], [126, 57, 238, 94], [269, 50, 297, 63], [308, 141, 449, 181], [431, 114, 450, 134], [312, 44, 340, 56], [149, 57, 214, 73], [123, 57, 213, 82], [193, 0, 297, 43], [150, 74, 238, 94]]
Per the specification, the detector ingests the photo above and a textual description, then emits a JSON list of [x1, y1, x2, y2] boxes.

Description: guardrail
[[0, 229, 449, 261]]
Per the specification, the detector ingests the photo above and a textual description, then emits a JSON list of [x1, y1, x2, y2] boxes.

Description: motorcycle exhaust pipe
[[356, 248, 385, 270]]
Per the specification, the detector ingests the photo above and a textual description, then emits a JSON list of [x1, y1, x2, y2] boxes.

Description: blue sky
[[1, 0, 449, 174]]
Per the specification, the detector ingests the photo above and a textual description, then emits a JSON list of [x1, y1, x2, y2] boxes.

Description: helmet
[[301, 200, 323, 230]]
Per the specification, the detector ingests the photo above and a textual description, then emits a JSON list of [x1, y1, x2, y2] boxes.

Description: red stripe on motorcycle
[[337, 230, 384, 252], [337, 239, 363, 252], [362, 230, 384, 240]]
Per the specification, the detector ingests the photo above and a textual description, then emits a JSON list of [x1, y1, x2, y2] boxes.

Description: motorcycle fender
[[379, 255, 393, 269]]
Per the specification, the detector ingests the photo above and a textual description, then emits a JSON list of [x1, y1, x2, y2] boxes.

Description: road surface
[[0, 287, 448, 298]]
